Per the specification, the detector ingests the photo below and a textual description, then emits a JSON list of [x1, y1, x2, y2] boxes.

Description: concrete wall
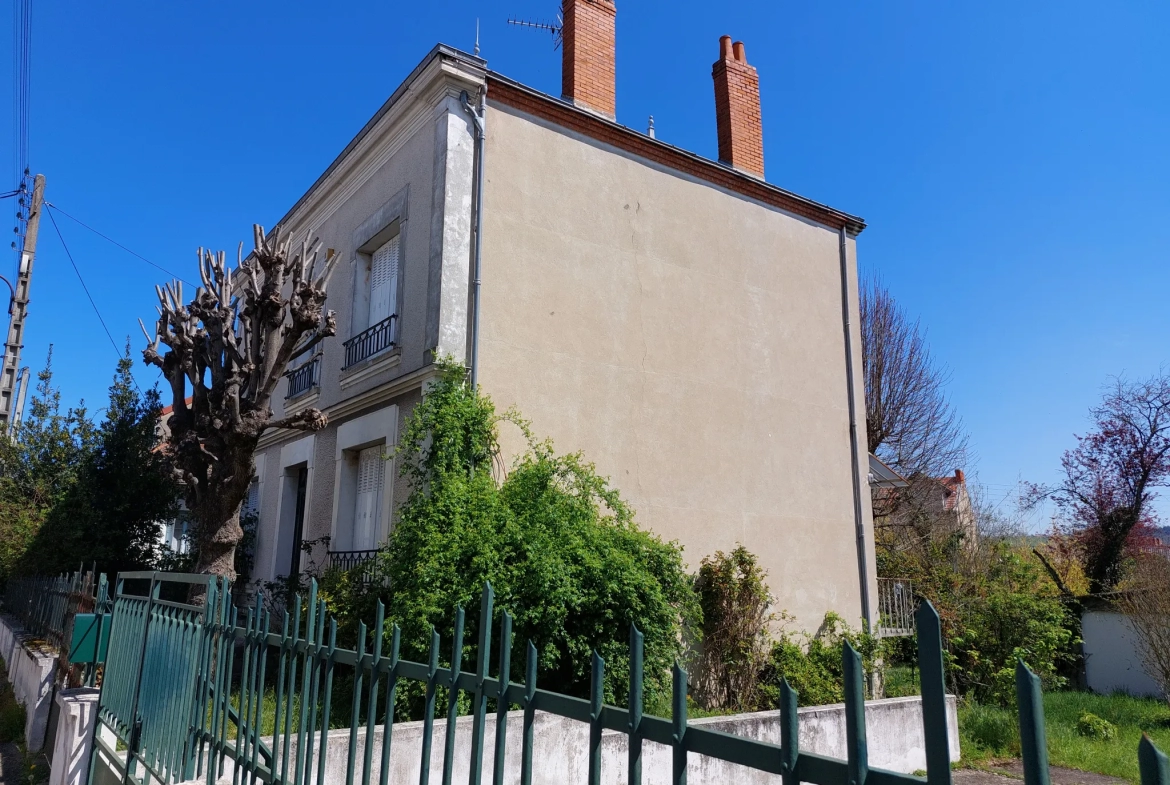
[[0, 613, 56, 751], [95, 696, 953, 785], [1083, 609, 1163, 698], [478, 103, 876, 631]]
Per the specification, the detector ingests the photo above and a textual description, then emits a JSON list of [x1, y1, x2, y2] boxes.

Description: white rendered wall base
[[0, 613, 56, 751]]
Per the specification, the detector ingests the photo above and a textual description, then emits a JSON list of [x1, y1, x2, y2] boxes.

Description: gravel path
[[956, 763, 1130, 785]]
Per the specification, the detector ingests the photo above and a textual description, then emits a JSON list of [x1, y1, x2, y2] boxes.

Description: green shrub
[[1076, 711, 1117, 740], [693, 547, 772, 711], [759, 613, 884, 707], [333, 358, 698, 715]]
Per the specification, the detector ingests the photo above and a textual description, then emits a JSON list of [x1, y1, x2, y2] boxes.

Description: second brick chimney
[[562, 0, 617, 118], [712, 36, 764, 178]]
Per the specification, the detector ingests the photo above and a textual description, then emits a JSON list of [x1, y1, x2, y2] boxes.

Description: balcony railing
[[325, 548, 383, 584], [343, 314, 397, 368], [876, 577, 916, 638], [284, 357, 319, 399]]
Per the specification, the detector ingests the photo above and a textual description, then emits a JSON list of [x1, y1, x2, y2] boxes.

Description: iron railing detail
[[877, 577, 916, 638], [285, 357, 319, 399], [325, 548, 382, 583], [86, 571, 1170, 785], [343, 314, 397, 368]]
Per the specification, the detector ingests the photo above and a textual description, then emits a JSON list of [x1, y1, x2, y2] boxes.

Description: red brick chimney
[[561, 0, 617, 118], [712, 36, 764, 177]]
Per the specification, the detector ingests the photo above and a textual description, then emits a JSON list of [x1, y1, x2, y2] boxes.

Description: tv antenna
[[507, 14, 563, 50]]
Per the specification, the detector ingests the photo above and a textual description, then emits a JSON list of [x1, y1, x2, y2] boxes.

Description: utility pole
[[0, 173, 44, 431]]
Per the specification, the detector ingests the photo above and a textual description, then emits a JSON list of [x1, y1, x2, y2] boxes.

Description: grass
[[960, 691, 1170, 782]]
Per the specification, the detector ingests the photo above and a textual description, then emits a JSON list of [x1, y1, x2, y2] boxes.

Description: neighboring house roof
[[868, 454, 909, 489], [159, 397, 193, 418], [938, 469, 967, 512]]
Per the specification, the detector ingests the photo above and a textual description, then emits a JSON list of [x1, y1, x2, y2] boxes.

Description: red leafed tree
[[142, 225, 337, 580], [1041, 373, 1170, 595]]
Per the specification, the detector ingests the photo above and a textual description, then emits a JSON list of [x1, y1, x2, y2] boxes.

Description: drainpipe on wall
[[838, 225, 873, 631], [461, 88, 487, 389]]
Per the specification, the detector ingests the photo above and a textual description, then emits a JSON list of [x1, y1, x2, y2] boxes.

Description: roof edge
[[485, 70, 866, 236]]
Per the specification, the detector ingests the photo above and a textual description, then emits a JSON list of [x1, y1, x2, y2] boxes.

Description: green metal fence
[[3, 569, 110, 685], [89, 571, 1170, 785]]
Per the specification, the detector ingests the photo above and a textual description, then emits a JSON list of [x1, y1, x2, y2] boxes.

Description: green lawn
[[960, 691, 1170, 783]]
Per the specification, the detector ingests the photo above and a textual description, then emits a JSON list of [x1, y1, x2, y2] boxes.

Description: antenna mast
[[0, 174, 43, 431], [507, 15, 563, 49]]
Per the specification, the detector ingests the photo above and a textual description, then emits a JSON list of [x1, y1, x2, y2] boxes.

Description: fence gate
[[90, 572, 230, 785]]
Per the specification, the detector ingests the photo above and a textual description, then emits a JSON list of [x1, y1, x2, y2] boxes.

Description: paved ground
[[956, 763, 1129, 785]]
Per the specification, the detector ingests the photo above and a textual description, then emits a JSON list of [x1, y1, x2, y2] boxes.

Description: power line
[[46, 206, 126, 364], [45, 202, 195, 286]]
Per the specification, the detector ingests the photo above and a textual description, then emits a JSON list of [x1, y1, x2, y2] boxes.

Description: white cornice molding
[[255, 364, 437, 452], [278, 58, 484, 242]]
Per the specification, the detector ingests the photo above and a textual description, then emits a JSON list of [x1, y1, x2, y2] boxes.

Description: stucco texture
[[478, 104, 875, 630]]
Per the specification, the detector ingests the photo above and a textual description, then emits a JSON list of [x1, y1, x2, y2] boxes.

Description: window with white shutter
[[352, 446, 385, 551], [369, 235, 399, 327], [243, 480, 260, 518]]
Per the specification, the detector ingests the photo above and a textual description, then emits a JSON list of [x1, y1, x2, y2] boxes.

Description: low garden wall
[[0, 611, 57, 751], [92, 694, 958, 785]]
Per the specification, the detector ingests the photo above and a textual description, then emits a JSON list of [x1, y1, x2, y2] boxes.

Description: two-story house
[[246, 0, 876, 630]]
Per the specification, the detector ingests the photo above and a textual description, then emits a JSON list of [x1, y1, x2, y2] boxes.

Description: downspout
[[461, 87, 487, 389], [838, 225, 873, 630]]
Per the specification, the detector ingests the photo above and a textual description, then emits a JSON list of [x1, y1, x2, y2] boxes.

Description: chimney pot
[[955, 469, 965, 483], [562, 0, 618, 119], [712, 35, 764, 177]]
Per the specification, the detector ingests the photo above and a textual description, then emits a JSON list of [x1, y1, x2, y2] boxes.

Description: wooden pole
[[0, 173, 45, 430]]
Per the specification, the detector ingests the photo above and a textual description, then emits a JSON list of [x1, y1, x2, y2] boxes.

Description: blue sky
[[2, 1, 1167, 526]]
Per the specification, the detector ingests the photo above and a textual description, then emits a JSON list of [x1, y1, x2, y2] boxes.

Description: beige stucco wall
[[478, 104, 876, 630]]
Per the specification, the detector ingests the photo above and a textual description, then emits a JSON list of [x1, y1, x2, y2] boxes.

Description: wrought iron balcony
[[876, 577, 917, 638], [325, 548, 383, 584], [284, 357, 319, 400], [343, 314, 397, 368]]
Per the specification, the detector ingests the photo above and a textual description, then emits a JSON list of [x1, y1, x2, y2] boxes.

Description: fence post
[[587, 652, 605, 785], [491, 612, 512, 785], [628, 626, 644, 785], [419, 627, 440, 785], [1016, 660, 1051, 785], [916, 600, 952, 785], [844, 642, 869, 785], [672, 664, 688, 785], [520, 641, 537, 785], [441, 607, 466, 785], [1140, 735, 1169, 785], [779, 680, 798, 785], [469, 584, 494, 785]]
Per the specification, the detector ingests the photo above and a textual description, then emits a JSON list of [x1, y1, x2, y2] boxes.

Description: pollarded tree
[[142, 225, 338, 579]]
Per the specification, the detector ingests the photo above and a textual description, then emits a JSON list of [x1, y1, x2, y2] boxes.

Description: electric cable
[[46, 203, 195, 286], [46, 206, 128, 365]]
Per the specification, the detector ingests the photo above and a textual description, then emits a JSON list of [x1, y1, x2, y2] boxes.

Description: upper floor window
[[345, 231, 401, 368], [369, 234, 400, 328]]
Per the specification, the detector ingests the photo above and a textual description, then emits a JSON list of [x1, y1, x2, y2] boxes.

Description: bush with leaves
[[758, 613, 885, 707], [0, 348, 96, 581], [880, 532, 1074, 705], [692, 547, 773, 711], [23, 346, 180, 577], [330, 358, 698, 712]]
